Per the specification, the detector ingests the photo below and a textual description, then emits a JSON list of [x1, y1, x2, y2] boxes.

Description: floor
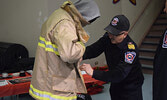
[[0, 74, 153, 100]]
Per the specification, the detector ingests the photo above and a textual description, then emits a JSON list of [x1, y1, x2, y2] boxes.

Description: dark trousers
[[110, 84, 143, 100], [153, 49, 167, 100]]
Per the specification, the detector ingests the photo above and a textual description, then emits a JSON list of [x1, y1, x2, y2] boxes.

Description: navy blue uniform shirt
[[83, 33, 144, 87]]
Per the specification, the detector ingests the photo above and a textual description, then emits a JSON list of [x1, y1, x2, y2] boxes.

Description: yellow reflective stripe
[[77, 41, 85, 49], [39, 36, 45, 42], [38, 36, 59, 56], [38, 42, 45, 48], [29, 84, 77, 100], [39, 36, 58, 48], [29, 89, 49, 100]]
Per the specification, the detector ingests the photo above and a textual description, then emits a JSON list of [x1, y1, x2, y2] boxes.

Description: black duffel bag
[[0, 42, 29, 73]]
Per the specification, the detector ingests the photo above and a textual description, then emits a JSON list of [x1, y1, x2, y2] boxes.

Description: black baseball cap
[[104, 15, 130, 35]]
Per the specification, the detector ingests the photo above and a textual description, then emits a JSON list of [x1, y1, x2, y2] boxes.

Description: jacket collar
[[61, 1, 90, 43]]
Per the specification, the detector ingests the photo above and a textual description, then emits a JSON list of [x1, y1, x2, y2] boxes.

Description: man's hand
[[80, 63, 94, 76]]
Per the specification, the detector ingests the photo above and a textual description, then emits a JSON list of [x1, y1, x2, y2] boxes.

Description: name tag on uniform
[[162, 30, 167, 48], [125, 51, 136, 64]]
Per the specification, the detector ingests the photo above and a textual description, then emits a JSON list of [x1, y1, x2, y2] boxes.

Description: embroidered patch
[[162, 30, 167, 48], [125, 51, 136, 64], [112, 17, 119, 26], [128, 42, 135, 49]]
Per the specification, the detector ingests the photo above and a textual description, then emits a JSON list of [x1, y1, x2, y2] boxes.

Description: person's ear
[[123, 31, 128, 38]]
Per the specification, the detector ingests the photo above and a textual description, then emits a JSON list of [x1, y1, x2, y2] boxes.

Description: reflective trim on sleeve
[[77, 41, 85, 49], [29, 84, 77, 100], [38, 36, 59, 56]]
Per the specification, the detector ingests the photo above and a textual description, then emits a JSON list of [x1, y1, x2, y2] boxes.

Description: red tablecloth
[[0, 73, 31, 97], [0, 68, 107, 97], [83, 74, 106, 95]]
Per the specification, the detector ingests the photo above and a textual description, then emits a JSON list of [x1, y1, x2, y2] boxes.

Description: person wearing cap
[[29, 0, 100, 100], [80, 15, 144, 100]]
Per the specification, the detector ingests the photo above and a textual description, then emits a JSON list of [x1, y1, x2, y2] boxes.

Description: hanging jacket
[[29, 1, 91, 100]]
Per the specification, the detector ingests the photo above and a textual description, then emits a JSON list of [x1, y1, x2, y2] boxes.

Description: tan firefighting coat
[[29, 1, 90, 100]]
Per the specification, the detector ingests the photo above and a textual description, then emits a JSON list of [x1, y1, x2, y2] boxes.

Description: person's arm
[[92, 62, 133, 83], [54, 19, 85, 63], [164, 0, 167, 13], [83, 33, 108, 60], [80, 50, 137, 83], [80, 62, 133, 83]]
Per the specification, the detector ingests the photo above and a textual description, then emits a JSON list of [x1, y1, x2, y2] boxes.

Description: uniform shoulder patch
[[128, 42, 135, 50], [125, 51, 136, 64], [162, 30, 167, 48]]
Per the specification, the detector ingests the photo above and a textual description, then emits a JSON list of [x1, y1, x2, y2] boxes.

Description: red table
[[0, 72, 106, 97], [0, 73, 31, 97]]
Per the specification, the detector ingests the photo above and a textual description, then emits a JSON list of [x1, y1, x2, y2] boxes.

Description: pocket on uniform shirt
[[52, 76, 76, 92]]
